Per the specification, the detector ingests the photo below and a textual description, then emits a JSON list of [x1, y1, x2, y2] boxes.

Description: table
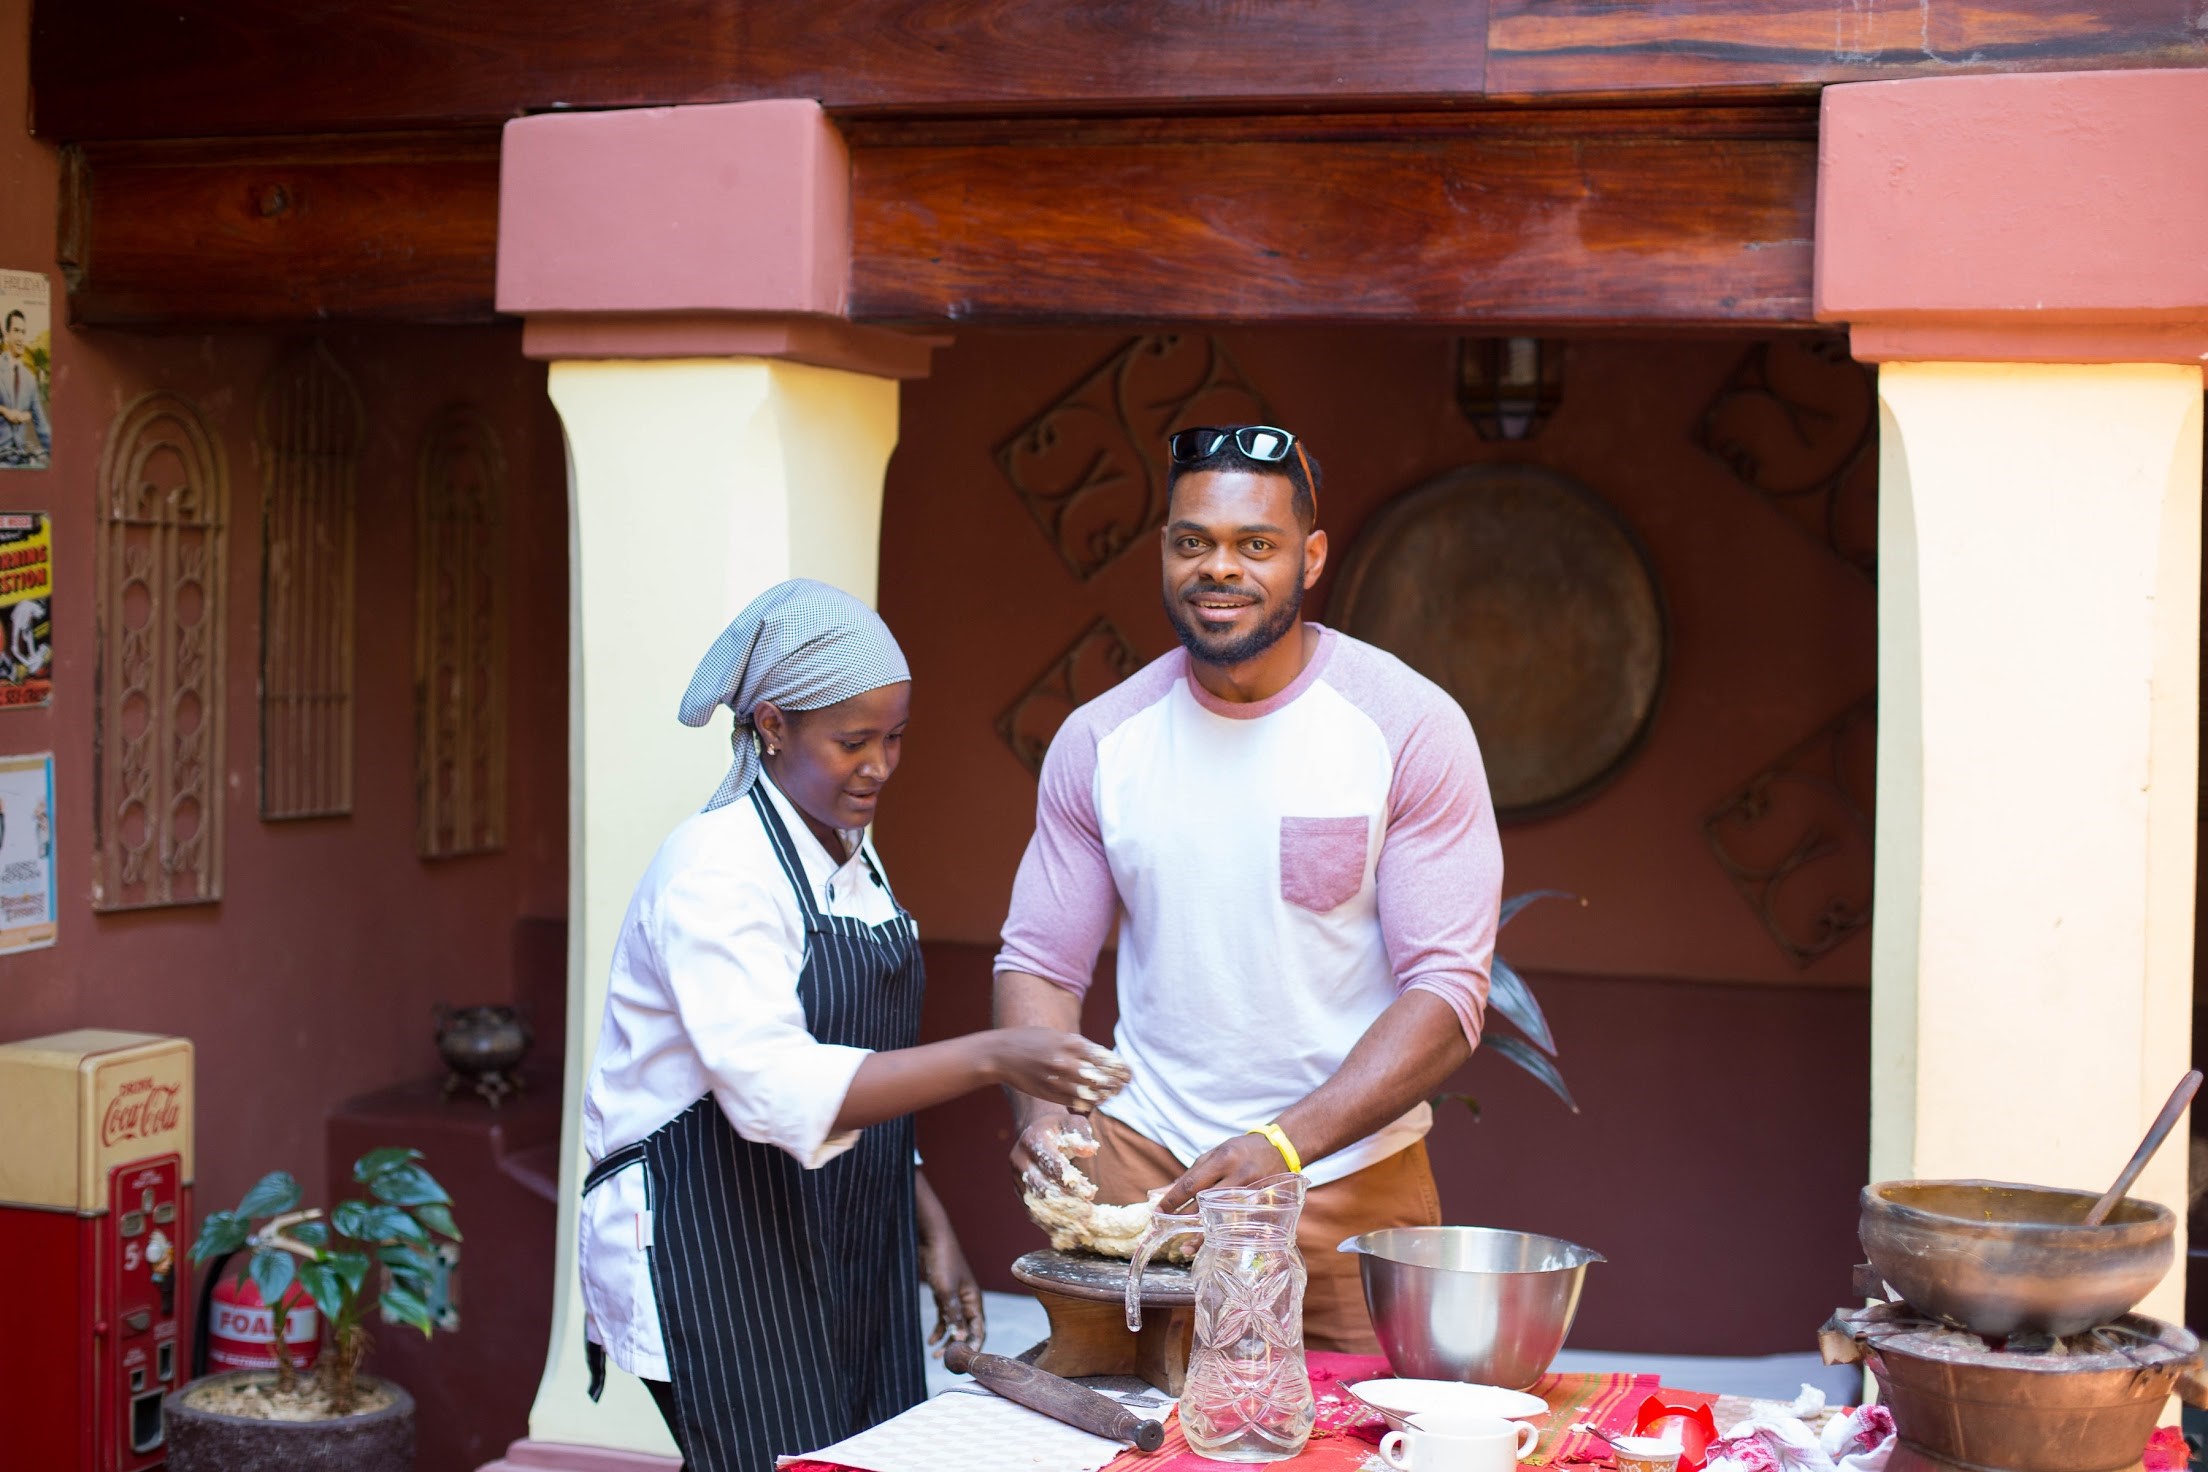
[[786, 1352, 1716, 1472]]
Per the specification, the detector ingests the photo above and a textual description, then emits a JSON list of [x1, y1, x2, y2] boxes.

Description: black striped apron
[[585, 783, 927, 1472]]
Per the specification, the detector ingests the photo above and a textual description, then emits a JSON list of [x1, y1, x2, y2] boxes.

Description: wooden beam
[[1486, 0, 2205, 97], [846, 110, 1820, 327], [30, 0, 1490, 142], [31, 0, 2203, 144], [59, 135, 502, 326], [60, 112, 1820, 330]]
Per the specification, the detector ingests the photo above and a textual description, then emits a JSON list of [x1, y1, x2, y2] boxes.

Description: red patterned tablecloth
[[787, 1352, 1713, 1471]]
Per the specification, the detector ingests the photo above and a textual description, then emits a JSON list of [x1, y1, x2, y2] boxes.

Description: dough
[[1021, 1130, 1193, 1261]]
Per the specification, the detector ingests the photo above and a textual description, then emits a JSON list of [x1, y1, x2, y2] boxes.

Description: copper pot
[[433, 1004, 531, 1079], [1860, 1180, 2173, 1337]]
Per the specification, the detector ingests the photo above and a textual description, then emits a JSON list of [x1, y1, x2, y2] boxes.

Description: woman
[[579, 579, 1125, 1472]]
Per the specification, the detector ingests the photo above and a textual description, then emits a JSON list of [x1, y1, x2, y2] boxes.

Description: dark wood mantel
[[32, 0, 2203, 331]]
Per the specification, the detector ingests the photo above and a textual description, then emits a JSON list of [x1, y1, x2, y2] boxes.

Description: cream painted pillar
[[527, 358, 899, 1458], [1870, 363, 2203, 1322]]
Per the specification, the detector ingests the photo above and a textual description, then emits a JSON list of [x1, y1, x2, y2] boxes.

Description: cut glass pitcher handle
[[1125, 1207, 1202, 1331]]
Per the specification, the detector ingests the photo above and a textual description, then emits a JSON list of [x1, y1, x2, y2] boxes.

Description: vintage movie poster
[[0, 751, 56, 955], [0, 512, 53, 708], [0, 271, 51, 471]]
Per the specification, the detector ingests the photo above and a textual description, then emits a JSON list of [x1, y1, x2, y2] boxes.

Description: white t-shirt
[[580, 775, 899, 1379], [995, 626, 1503, 1187]]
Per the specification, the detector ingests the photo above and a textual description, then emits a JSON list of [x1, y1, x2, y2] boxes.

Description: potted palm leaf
[[1439, 890, 1581, 1118]]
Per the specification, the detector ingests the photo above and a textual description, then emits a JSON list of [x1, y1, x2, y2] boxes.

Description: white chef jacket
[[580, 774, 905, 1380]]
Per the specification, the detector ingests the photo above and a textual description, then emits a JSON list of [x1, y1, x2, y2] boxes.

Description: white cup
[[1379, 1411, 1540, 1472]]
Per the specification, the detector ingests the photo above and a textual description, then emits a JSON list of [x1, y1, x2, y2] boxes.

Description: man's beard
[[1164, 569, 1305, 668]]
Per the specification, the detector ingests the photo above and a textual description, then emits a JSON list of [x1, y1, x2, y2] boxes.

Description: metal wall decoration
[[415, 407, 507, 858], [996, 617, 1144, 776], [93, 392, 228, 910], [1696, 338, 1877, 579], [997, 335, 1270, 581], [1703, 695, 1876, 968], [257, 341, 365, 820], [1331, 465, 1666, 822]]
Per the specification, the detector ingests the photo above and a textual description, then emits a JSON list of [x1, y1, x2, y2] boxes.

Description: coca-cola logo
[[102, 1077, 182, 1147]]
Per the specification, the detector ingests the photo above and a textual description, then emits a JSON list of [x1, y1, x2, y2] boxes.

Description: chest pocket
[[1279, 815, 1371, 913]]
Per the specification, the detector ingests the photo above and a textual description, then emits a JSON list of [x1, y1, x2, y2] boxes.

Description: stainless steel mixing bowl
[[1340, 1227, 1602, 1390]]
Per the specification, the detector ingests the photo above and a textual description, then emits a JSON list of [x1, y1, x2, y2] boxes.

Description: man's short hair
[[1166, 438, 1323, 531], [2, 311, 23, 332]]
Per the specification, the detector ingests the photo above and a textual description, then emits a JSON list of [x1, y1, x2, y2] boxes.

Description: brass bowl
[[1860, 1180, 2174, 1337]]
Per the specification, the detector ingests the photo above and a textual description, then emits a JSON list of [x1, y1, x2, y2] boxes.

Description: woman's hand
[[914, 1170, 984, 1356], [987, 1029, 1130, 1112]]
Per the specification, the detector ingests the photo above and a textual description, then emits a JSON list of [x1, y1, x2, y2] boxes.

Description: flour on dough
[[1022, 1130, 1193, 1261]]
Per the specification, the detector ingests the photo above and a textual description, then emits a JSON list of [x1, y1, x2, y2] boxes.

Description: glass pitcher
[[1125, 1174, 1315, 1463]]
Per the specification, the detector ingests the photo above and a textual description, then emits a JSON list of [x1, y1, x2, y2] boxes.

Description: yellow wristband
[[1248, 1122, 1304, 1175]]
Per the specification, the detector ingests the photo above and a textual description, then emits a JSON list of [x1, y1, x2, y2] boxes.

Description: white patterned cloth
[[679, 578, 911, 811]]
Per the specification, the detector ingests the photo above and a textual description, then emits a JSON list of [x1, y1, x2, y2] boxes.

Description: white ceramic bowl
[[1347, 1378, 1550, 1431]]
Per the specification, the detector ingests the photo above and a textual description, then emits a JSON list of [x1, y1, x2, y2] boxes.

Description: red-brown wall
[[0, 0, 570, 1217], [882, 328, 1875, 1354]]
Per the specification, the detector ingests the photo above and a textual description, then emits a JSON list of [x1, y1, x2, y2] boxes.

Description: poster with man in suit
[[0, 271, 53, 470]]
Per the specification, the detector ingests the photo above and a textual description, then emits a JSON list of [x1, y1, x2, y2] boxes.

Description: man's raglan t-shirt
[[995, 624, 1504, 1187]]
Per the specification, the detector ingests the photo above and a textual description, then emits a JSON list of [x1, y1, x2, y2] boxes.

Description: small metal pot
[[433, 1004, 531, 1079], [1340, 1226, 1602, 1390], [1860, 1180, 2174, 1337]]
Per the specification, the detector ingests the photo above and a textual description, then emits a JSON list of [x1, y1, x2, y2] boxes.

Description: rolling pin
[[944, 1342, 1167, 1451]]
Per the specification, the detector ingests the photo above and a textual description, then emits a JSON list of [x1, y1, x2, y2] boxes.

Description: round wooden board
[[1012, 1249, 1197, 1304], [1331, 465, 1665, 820]]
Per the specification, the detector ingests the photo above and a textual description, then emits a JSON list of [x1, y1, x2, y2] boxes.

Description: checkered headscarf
[[679, 579, 910, 811]]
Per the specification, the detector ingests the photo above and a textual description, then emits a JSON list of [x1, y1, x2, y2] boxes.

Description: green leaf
[[235, 1171, 302, 1221], [328, 1249, 373, 1298], [1486, 956, 1559, 1058], [249, 1246, 297, 1304], [331, 1199, 375, 1240], [353, 1204, 428, 1245], [1486, 1035, 1580, 1114], [190, 1210, 250, 1263], [298, 1259, 348, 1320], [353, 1147, 423, 1185], [368, 1163, 451, 1208], [381, 1284, 437, 1337], [1430, 1091, 1483, 1123], [289, 1220, 330, 1250], [413, 1202, 461, 1241], [1498, 890, 1576, 929]]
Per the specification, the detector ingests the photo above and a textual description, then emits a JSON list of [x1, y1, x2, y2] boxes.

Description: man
[[993, 425, 1503, 1351], [0, 310, 50, 468]]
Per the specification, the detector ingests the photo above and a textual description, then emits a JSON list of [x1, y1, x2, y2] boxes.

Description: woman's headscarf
[[679, 578, 911, 811]]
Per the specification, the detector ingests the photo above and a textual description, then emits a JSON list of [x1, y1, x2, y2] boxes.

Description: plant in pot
[[167, 1147, 461, 1472], [1434, 890, 1582, 1120]]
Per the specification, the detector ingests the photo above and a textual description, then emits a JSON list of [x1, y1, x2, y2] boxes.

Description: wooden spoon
[[2083, 1069, 2203, 1226]]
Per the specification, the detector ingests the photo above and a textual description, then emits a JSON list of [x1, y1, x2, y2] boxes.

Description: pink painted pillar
[[485, 100, 939, 1472]]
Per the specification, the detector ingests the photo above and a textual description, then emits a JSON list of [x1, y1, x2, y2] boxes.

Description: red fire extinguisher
[[206, 1273, 322, 1373]]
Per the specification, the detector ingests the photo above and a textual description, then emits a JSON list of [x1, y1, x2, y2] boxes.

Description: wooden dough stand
[[1011, 1249, 1197, 1395]]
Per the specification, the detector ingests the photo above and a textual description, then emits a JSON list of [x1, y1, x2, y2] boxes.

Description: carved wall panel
[[415, 407, 508, 858], [257, 342, 365, 819], [997, 335, 1270, 581], [1696, 339, 1877, 579], [94, 392, 229, 910], [1703, 696, 1875, 968], [997, 618, 1143, 776]]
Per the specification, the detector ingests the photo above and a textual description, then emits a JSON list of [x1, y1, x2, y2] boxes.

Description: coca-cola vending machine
[[0, 1030, 193, 1470]]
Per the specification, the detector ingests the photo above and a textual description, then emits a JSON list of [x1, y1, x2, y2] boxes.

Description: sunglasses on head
[[1167, 425, 1297, 464], [1166, 425, 1318, 517]]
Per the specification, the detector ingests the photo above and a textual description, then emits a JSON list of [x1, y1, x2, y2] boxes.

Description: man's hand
[[1012, 1110, 1097, 1198], [1160, 1131, 1293, 1213], [0, 408, 25, 425]]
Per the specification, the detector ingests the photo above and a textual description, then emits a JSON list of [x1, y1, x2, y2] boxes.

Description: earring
[[765, 744, 779, 757]]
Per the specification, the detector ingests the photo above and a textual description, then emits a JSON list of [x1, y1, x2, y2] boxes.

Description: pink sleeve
[[994, 715, 1119, 997], [1370, 677, 1503, 1050]]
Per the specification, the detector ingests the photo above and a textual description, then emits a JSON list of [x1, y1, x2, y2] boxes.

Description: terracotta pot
[[163, 1371, 415, 1472]]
